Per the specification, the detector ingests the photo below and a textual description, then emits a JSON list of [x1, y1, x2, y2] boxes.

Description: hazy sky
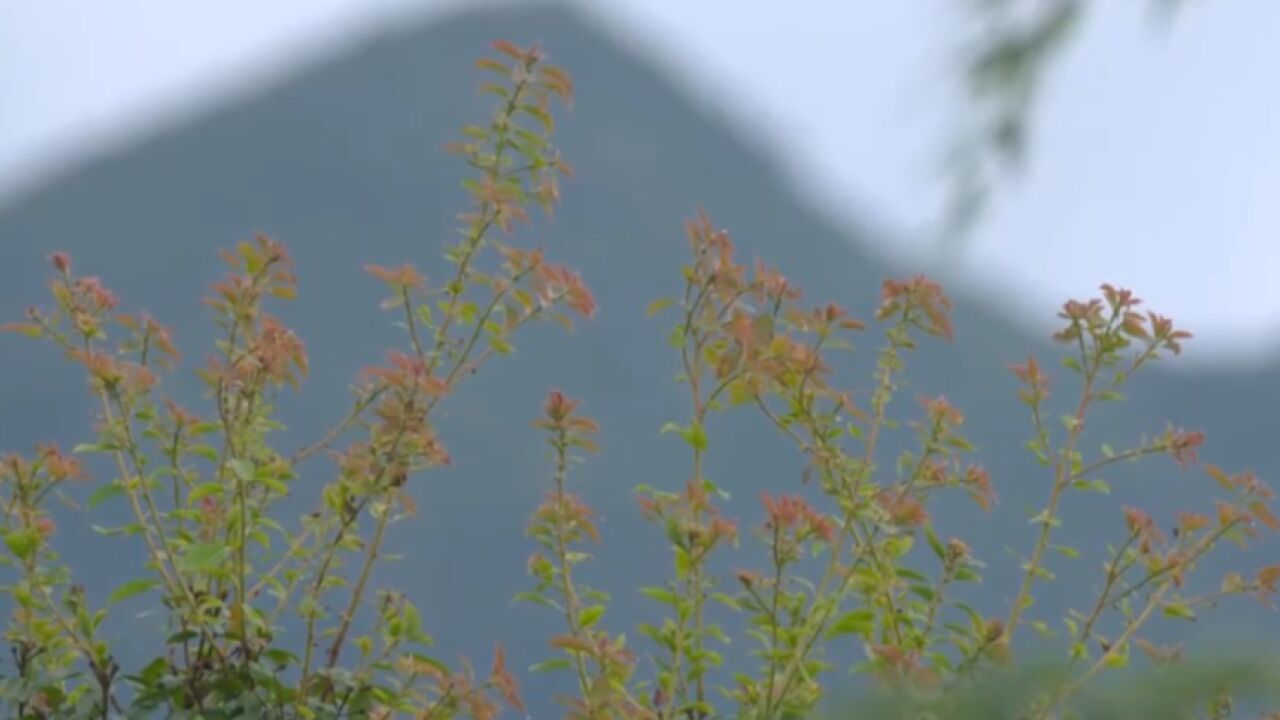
[[3, 1, 1277, 365]]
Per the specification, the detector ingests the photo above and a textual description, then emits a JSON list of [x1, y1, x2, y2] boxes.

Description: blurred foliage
[[942, 0, 1196, 254], [821, 650, 1280, 719]]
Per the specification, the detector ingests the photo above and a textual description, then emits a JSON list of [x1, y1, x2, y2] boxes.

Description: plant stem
[[550, 429, 596, 709], [325, 504, 391, 669], [1007, 359, 1097, 638]]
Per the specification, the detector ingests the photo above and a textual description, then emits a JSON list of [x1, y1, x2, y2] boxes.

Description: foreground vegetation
[[1, 41, 1276, 719]]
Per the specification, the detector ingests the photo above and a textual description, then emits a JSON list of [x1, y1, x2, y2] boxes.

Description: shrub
[[1, 41, 1276, 719]]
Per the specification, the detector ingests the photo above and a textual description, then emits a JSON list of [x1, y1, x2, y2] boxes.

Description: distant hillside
[[1, 2, 1275, 714]]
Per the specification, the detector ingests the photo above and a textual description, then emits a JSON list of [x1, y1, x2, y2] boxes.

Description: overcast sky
[[3, 0, 1277, 366]]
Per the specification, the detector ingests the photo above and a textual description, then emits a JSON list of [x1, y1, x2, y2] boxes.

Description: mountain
[[1, 2, 1276, 714]]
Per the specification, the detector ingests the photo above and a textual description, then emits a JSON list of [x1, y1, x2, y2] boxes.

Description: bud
[[544, 390, 575, 423], [34, 516, 55, 537], [984, 619, 1004, 643]]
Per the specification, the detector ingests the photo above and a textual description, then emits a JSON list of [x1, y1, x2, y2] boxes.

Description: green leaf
[[660, 421, 708, 451], [489, 335, 513, 355], [1163, 602, 1196, 621], [188, 483, 223, 503], [227, 458, 254, 482], [1072, 479, 1111, 494], [704, 478, 729, 502], [824, 609, 875, 640], [87, 483, 126, 509], [883, 535, 914, 559], [712, 592, 741, 611], [1104, 644, 1130, 668], [925, 527, 946, 562], [646, 298, 674, 317], [1030, 620, 1054, 637], [457, 301, 478, 325], [520, 103, 554, 132], [405, 652, 450, 676], [683, 423, 709, 451], [91, 523, 129, 537], [178, 543, 227, 573], [1052, 544, 1079, 558], [529, 658, 574, 674], [250, 529, 271, 548], [188, 445, 219, 462], [641, 587, 678, 606], [1028, 510, 1061, 527], [188, 422, 220, 436], [512, 591, 558, 610], [668, 326, 686, 348], [579, 605, 605, 629], [5, 323, 42, 337], [1026, 564, 1055, 580], [897, 567, 929, 584], [674, 546, 692, 577], [263, 648, 298, 668], [3, 530, 39, 561], [416, 303, 436, 329], [108, 578, 160, 605], [257, 475, 289, 495], [355, 635, 373, 658], [238, 240, 263, 274]]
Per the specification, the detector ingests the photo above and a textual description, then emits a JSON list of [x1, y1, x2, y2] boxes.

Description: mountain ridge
[[6, 0, 1278, 373]]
